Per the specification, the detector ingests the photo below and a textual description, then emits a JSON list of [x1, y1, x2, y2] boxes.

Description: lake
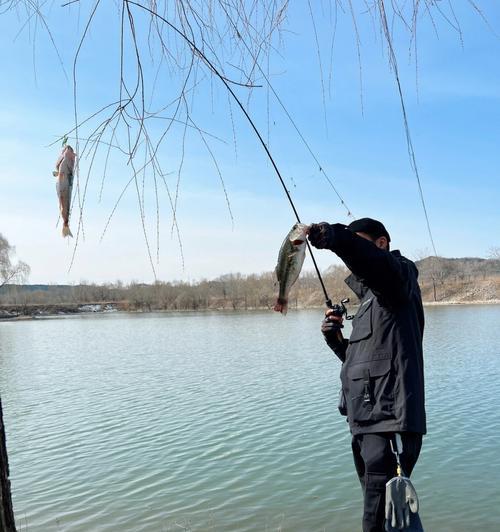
[[1, 305, 500, 531]]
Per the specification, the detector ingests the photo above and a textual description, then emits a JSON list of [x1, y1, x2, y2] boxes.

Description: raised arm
[[308, 223, 416, 306]]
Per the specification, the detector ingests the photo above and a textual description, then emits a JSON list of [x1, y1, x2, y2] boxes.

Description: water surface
[[1, 306, 499, 531]]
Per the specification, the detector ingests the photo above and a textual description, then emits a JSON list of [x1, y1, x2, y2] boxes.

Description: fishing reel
[[328, 298, 354, 321]]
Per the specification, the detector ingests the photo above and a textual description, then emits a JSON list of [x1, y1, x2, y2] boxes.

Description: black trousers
[[351, 432, 422, 532]]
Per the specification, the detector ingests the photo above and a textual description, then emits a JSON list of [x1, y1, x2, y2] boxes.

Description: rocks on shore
[[0, 310, 18, 320], [77, 304, 117, 313], [0, 303, 118, 320]]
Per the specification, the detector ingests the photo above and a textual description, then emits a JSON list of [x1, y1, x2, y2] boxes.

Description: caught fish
[[53, 145, 76, 237], [273, 223, 309, 314]]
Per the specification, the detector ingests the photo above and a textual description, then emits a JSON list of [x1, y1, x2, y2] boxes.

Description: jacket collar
[[344, 274, 369, 300], [344, 249, 402, 300]]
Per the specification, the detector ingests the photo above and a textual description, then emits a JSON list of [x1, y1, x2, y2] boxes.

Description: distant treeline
[[1, 257, 500, 313], [0, 267, 349, 312]]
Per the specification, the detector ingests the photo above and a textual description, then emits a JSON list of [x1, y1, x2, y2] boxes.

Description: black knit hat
[[347, 218, 391, 242]]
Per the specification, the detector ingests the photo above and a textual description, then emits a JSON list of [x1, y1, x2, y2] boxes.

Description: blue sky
[[0, 1, 499, 284]]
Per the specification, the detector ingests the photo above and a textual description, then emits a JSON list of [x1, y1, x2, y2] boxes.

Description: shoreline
[[2, 299, 500, 322], [422, 299, 500, 306]]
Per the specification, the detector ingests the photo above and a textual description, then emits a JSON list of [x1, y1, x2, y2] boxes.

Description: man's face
[[355, 232, 389, 250]]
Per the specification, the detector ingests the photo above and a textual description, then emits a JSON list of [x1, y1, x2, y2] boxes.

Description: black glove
[[308, 222, 350, 250], [321, 316, 343, 344], [321, 316, 348, 362], [308, 222, 334, 249]]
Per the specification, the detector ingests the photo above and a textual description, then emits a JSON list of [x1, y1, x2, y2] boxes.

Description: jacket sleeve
[[325, 337, 349, 363], [326, 224, 414, 306]]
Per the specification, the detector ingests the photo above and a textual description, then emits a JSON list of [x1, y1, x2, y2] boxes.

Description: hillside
[[415, 257, 500, 302]]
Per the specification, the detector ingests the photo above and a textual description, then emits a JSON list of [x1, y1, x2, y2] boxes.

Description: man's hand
[[321, 310, 344, 345], [308, 222, 334, 249], [321, 309, 348, 362]]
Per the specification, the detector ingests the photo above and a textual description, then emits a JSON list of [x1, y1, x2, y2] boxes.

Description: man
[[308, 218, 426, 532]]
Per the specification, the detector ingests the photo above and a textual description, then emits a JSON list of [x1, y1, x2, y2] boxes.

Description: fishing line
[[125, 0, 333, 307], [218, 2, 354, 218], [378, 1, 438, 257]]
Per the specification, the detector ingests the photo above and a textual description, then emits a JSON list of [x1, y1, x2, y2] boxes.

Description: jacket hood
[[344, 274, 369, 300]]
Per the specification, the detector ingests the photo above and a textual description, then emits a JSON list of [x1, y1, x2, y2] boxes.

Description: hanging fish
[[53, 144, 76, 237], [273, 223, 309, 314]]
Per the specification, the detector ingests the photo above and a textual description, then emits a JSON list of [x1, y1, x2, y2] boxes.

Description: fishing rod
[[218, 2, 353, 219], [126, 1, 334, 308]]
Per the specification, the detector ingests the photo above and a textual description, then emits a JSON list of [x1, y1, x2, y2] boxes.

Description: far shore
[[2, 299, 500, 322], [422, 299, 500, 306]]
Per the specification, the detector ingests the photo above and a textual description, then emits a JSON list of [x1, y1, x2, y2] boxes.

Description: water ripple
[[1, 307, 500, 531]]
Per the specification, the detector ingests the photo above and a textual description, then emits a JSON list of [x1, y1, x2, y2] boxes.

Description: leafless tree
[[0, 233, 30, 288], [3, 1, 491, 271], [488, 246, 500, 259]]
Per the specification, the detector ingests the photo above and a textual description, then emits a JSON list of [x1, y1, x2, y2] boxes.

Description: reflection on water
[[1, 305, 500, 531]]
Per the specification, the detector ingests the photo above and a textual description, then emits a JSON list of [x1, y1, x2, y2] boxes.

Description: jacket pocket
[[348, 297, 373, 343], [346, 355, 395, 424]]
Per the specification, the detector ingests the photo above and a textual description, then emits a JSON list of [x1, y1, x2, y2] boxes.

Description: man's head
[[347, 218, 390, 250]]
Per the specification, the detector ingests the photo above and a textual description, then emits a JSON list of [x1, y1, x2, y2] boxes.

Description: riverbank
[[0, 303, 120, 321], [2, 299, 500, 321], [2, 257, 500, 318]]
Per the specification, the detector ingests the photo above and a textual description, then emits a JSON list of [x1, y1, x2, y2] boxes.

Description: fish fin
[[273, 299, 288, 315], [62, 224, 73, 238]]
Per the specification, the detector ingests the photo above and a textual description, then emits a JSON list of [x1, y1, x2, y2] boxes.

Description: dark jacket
[[325, 225, 426, 436]]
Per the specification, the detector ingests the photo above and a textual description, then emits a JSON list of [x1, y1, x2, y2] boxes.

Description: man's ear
[[375, 236, 388, 250]]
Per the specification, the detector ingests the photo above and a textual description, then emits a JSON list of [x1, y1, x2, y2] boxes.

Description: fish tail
[[62, 224, 73, 238], [273, 298, 288, 315]]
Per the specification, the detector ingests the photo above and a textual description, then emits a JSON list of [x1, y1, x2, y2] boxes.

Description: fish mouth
[[291, 239, 305, 245]]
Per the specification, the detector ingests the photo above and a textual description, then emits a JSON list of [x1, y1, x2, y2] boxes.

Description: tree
[[0, 234, 30, 288], [488, 246, 500, 259], [0, 235, 28, 531], [3, 1, 489, 269], [0, 401, 16, 531]]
